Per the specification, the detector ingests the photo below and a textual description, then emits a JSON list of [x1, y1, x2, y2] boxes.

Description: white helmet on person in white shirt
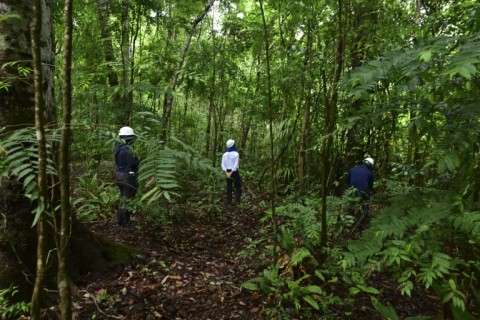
[[226, 139, 235, 148]]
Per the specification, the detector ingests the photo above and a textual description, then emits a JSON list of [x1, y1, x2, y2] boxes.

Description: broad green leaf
[[241, 282, 258, 291], [357, 284, 380, 294], [302, 285, 322, 295]]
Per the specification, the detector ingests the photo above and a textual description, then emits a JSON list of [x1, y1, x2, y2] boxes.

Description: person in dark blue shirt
[[347, 157, 374, 230], [347, 157, 374, 201], [114, 126, 140, 228]]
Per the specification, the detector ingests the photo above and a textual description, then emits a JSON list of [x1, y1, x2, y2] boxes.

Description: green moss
[[98, 237, 140, 263]]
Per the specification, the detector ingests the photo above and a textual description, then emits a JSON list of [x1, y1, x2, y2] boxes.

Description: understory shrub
[[342, 182, 480, 319]]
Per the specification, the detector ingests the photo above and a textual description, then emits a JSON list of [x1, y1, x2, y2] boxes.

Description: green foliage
[[342, 181, 480, 318], [135, 134, 219, 205], [0, 61, 32, 93], [342, 32, 480, 99], [371, 297, 435, 320], [73, 173, 119, 221], [242, 265, 325, 317], [137, 258, 169, 277], [271, 197, 322, 250], [137, 145, 179, 203], [0, 127, 59, 225], [244, 193, 361, 318], [0, 285, 29, 319]]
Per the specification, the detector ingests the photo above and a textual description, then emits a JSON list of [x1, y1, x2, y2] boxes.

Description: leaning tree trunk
[[162, 0, 215, 139]]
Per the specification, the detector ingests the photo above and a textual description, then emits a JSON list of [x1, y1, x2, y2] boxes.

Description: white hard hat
[[119, 126, 135, 136], [226, 139, 235, 148], [363, 157, 374, 167]]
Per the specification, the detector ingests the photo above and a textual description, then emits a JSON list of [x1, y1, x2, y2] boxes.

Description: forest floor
[[55, 200, 440, 320]]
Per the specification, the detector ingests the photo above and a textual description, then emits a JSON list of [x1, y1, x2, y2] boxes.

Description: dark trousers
[[226, 171, 242, 205], [352, 190, 371, 231], [116, 172, 137, 227]]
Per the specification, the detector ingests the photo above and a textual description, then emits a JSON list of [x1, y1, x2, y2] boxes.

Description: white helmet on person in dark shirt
[[119, 126, 135, 136], [363, 157, 374, 168], [118, 126, 137, 142]]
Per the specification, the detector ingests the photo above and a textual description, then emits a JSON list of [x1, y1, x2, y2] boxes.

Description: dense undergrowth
[[1, 126, 479, 319]]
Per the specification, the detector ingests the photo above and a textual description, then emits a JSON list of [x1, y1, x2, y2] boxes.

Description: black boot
[[117, 208, 126, 227]]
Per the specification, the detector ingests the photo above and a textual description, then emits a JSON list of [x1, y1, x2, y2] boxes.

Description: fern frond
[[138, 147, 179, 203], [451, 211, 480, 239], [0, 127, 59, 199], [290, 248, 313, 266]]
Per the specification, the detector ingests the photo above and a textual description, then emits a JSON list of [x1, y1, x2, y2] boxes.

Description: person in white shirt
[[221, 139, 242, 205]]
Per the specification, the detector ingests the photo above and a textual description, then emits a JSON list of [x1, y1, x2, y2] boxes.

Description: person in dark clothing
[[114, 126, 140, 228], [347, 157, 374, 230], [221, 139, 242, 206]]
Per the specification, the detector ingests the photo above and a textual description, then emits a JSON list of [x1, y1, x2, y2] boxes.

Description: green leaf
[[349, 287, 361, 295], [315, 270, 325, 282], [241, 282, 259, 291], [419, 50, 432, 62], [450, 304, 476, 320], [357, 284, 380, 294], [303, 295, 319, 310], [371, 297, 399, 320], [302, 285, 323, 295]]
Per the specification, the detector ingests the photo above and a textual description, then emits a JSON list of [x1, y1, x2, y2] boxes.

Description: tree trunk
[[57, 0, 74, 317], [259, 0, 279, 264], [205, 99, 212, 157], [162, 0, 215, 139], [210, 20, 217, 166], [95, 0, 124, 125], [344, 2, 367, 173], [298, 15, 313, 193], [121, 0, 132, 121], [30, 0, 49, 318], [320, 0, 344, 251]]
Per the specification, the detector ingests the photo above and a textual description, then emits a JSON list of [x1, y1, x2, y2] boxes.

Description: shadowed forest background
[[0, 0, 479, 319]]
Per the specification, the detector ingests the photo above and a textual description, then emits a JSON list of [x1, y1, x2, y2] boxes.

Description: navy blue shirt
[[114, 143, 140, 173], [347, 164, 373, 193]]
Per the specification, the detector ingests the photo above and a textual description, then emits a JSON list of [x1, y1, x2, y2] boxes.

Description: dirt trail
[[73, 207, 263, 320], [44, 202, 440, 319]]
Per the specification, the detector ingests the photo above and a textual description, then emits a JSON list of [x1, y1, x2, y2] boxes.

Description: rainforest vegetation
[[0, 0, 479, 319]]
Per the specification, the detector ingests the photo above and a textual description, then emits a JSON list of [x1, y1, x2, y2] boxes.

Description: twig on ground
[[80, 290, 122, 319]]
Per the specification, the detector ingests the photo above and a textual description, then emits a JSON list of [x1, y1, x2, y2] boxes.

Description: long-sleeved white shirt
[[221, 151, 240, 172]]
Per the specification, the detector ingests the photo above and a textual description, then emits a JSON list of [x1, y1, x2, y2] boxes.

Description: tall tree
[[161, 0, 215, 138], [259, 0, 279, 263], [320, 0, 345, 250], [297, 8, 314, 193], [30, 0, 49, 317], [57, 0, 74, 317], [95, 0, 124, 125]]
